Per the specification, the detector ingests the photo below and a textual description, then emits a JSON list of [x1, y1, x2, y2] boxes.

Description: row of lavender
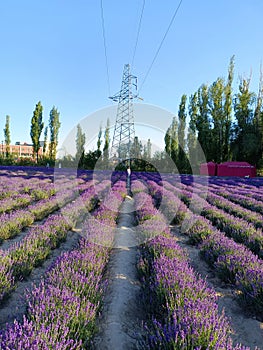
[[0, 178, 112, 304], [131, 178, 249, 349], [0, 176, 127, 348], [0, 176, 79, 214], [181, 184, 263, 258], [143, 173, 263, 319], [174, 178, 263, 260], [0, 172, 91, 242]]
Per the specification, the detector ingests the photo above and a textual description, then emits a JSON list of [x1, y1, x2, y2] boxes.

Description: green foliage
[[223, 55, 235, 159], [75, 124, 86, 164], [187, 93, 199, 173], [30, 101, 44, 163], [103, 118, 110, 165], [49, 106, 61, 160], [209, 77, 225, 162], [232, 77, 259, 163], [196, 84, 213, 161], [97, 125, 102, 151], [164, 117, 178, 164], [130, 136, 142, 159], [4, 115, 11, 158], [82, 149, 101, 169], [15, 157, 37, 166], [43, 126, 48, 155], [166, 56, 263, 171], [177, 94, 189, 173]]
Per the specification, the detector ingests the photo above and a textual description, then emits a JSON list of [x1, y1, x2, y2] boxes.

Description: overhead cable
[[131, 0, 146, 71], [100, 0, 111, 96], [138, 0, 183, 94]]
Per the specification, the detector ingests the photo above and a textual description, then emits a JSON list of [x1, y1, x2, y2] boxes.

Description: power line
[[100, 0, 111, 97], [138, 0, 183, 95], [131, 0, 145, 71]]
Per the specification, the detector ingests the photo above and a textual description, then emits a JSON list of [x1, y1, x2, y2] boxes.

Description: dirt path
[[92, 196, 146, 350], [170, 225, 263, 349]]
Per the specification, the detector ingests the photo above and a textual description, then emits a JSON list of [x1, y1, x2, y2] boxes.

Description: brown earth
[[92, 197, 146, 350]]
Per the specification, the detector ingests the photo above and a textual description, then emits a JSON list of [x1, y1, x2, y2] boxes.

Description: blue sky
[[0, 1, 263, 151]]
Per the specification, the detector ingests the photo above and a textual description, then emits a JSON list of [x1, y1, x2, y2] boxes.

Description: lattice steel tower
[[110, 64, 138, 164]]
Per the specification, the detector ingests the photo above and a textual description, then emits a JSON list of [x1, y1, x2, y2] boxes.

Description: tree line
[[68, 120, 153, 171], [1, 101, 61, 166], [164, 56, 263, 174], [2, 56, 263, 174]]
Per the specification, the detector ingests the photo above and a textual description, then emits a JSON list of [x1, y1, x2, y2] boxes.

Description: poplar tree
[[132, 136, 141, 159], [146, 138, 152, 159], [164, 126, 172, 157], [253, 66, 263, 167], [196, 84, 212, 161], [165, 116, 178, 163], [223, 55, 235, 159], [97, 125, 102, 153], [75, 124, 86, 164], [30, 101, 44, 163], [49, 106, 61, 161], [4, 115, 11, 158], [95, 126, 102, 165], [178, 94, 188, 172], [209, 77, 225, 162], [43, 126, 48, 155], [103, 118, 110, 164], [187, 92, 199, 171]]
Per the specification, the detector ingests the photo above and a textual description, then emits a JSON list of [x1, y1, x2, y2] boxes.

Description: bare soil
[[170, 225, 263, 349], [92, 197, 146, 350]]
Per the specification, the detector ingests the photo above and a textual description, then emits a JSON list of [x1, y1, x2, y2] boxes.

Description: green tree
[[253, 67, 263, 168], [187, 92, 199, 172], [4, 115, 11, 158], [97, 125, 102, 152], [30, 101, 44, 163], [83, 150, 101, 170], [232, 76, 257, 162], [43, 126, 48, 155], [209, 77, 225, 162], [146, 138, 152, 159], [165, 116, 178, 164], [195, 84, 212, 161], [177, 94, 188, 173], [49, 106, 61, 161], [103, 118, 110, 165], [131, 136, 142, 159], [223, 55, 235, 160], [164, 126, 172, 157], [95, 126, 102, 164], [75, 124, 86, 166]]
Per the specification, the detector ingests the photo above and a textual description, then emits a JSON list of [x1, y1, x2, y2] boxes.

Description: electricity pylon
[[110, 63, 138, 166]]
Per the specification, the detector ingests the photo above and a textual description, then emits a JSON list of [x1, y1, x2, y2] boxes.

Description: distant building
[[1, 141, 47, 158]]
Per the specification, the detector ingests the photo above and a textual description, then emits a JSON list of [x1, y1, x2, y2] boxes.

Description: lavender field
[[0, 166, 262, 349]]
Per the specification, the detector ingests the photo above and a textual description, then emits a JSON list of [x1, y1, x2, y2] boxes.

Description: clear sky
[[0, 0, 263, 152]]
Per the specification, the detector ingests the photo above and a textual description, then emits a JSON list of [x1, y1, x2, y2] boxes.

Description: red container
[[217, 161, 256, 177], [200, 161, 217, 176]]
